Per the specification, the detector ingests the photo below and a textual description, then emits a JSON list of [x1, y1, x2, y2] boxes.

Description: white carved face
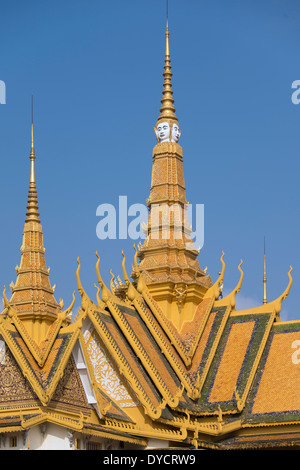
[[171, 124, 181, 142], [156, 122, 170, 142]]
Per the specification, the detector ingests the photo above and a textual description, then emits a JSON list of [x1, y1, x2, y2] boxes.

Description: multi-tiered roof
[[0, 19, 299, 450]]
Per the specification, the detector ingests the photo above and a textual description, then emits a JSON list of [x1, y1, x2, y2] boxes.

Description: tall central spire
[[134, 14, 212, 330], [26, 97, 40, 224]]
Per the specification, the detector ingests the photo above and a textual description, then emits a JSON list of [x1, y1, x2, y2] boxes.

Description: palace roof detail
[[0, 19, 299, 451]]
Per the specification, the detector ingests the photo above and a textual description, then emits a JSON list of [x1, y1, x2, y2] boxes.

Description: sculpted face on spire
[[171, 123, 181, 143], [156, 122, 170, 143], [155, 122, 181, 143]]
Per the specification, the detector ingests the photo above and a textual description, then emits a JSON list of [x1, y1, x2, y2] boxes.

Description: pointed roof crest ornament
[[25, 95, 40, 223], [155, 2, 181, 144]]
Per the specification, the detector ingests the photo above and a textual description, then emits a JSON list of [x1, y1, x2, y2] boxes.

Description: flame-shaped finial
[[25, 95, 40, 223], [156, 17, 178, 125]]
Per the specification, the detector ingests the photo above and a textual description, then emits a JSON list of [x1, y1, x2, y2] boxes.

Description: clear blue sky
[[0, 0, 300, 320]]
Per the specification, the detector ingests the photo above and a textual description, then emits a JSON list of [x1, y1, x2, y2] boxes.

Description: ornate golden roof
[[0, 15, 299, 452]]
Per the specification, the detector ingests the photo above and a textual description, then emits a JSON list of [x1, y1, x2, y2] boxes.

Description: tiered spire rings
[[155, 19, 181, 144], [26, 98, 40, 224], [157, 19, 178, 125]]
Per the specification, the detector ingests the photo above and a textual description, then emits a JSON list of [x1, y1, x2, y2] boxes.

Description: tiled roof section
[[243, 321, 300, 425], [0, 311, 86, 408], [194, 312, 273, 413], [132, 296, 197, 398], [180, 297, 214, 356], [134, 297, 186, 367], [87, 306, 167, 418], [209, 321, 256, 402], [108, 300, 184, 407], [113, 294, 245, 409], [0, 415, 23, 429], [0, 335, 90, 416], [218, 431, 300, 450], [186, 306, 229, 388], [49, 353, 91, 415], [11, 331, 73, 391], [85, 277, 282, 419]]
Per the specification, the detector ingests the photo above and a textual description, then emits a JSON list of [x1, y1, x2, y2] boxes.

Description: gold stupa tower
[[134, 20, 212, 330]]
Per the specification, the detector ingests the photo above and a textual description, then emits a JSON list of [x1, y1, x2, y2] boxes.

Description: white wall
[[32, 423, 73, 450]]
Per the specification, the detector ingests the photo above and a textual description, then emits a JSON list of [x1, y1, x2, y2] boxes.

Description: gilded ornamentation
[[174, 284, 187, 313], [83, 329, 138, 408], [0, 347, 39, 409], [0, 11, 298, 452]]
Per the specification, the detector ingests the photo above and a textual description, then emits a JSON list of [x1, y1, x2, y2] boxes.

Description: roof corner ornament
[[109, 270, 116, 294], [60, 291, 75, 323], [121, 250, 139, 302], [2, 285, 10, 311], [76, 258, 90, 315], [216, 259, 243, 309], [204, 251, 225, 300], [272, 266, 293, 319], [234, 387, 244, 412], [95, 251, 111, 304]]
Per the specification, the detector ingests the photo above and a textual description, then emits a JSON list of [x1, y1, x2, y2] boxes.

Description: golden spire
[[263, 237, 267, 304], [157, 9, 178, 125], [25, 96, 40, 223], [8, 97, 60, 340]]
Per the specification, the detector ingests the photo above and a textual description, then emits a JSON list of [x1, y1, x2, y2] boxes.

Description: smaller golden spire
[[30, 119, 35, 183], [157, 13, 178, 125], [263, 237, 267, 304], [25, 96, 40, 224]]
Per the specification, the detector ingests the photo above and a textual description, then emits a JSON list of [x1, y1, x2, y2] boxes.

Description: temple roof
[[0, 17, 299, 451]]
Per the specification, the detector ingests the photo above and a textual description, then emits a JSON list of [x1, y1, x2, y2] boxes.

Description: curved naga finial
[[95, 251, 111, 303], [219, 260, 243, 309], [271, 266, 293, 316], [132, 243, 141, 279], [2, 286, 10, 310], [61, 291, 75, 321], [76, 258, 84, 296], [121, 250, 139, 302], [204, 252, 225, 300], [110, 270, 115, 293], [122, 250, 130, 285], [76, 257, 90, 312], [93, 283, 101, 307], [1, 285, 16, 318]]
